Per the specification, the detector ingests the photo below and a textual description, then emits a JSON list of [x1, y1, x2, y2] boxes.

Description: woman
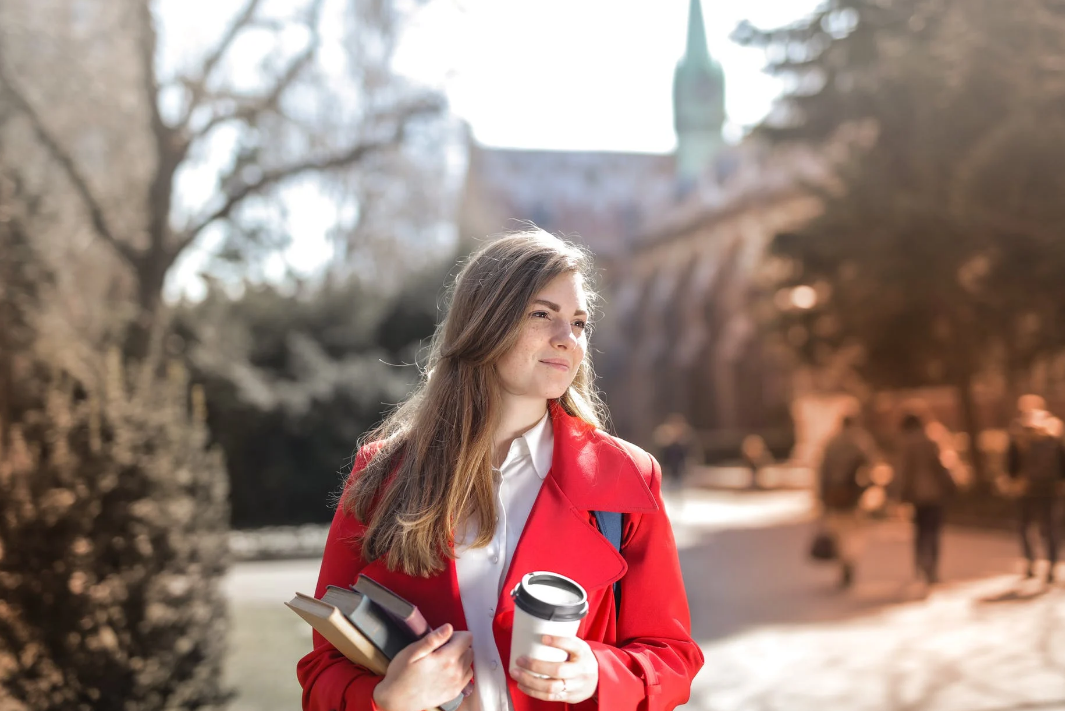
[[892, 413, 955, 586], [297, 230, 703, 711]]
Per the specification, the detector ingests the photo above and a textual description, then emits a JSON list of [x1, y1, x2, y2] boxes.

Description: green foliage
[[735, 1, 1065, 482], [0, 212, 231, 709], [173, 269, 446, 528], [740, 0, 1065, 392]]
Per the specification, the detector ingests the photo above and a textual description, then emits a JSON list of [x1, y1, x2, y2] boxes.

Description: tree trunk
[[954, 365, 987, 488], [124, 254, 168, 364], [1002, 362, 1019, 428]]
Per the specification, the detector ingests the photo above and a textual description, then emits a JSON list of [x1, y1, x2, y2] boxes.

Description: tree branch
[[176, 99, 441, 254], [191, 29, 319, 141], [136, 1, 169, 149], [136, 0, 187, 257], [180, 0, 266, 128], [0, 59, 139, 269]]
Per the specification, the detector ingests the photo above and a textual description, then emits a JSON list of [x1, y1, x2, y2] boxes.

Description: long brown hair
[[343, 229, 607, 576]]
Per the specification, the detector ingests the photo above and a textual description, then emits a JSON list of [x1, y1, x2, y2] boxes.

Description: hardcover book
[[287, 577, 465, 711], [353, 574, 431, 637]]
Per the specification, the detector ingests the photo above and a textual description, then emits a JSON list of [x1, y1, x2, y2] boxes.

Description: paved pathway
[[225, 488, 1065, 711], [666, 490, 1065, 711]]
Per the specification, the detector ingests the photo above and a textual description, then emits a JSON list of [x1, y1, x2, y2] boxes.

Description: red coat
[[297, 404, 704, 711]]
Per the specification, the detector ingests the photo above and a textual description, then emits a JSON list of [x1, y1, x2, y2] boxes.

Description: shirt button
[[491, 660, 499, 670], [490, 554, 500, 564]]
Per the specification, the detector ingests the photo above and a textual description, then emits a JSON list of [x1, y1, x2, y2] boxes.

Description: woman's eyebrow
[[533, 298, 588, 317]]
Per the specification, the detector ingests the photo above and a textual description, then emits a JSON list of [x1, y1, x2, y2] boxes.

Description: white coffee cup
[[509, 571, 588, 676]]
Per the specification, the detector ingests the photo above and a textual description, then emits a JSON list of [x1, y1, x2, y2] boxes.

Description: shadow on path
[[975, 582, 1052, 605], [675, 504, 1065, 711], [677, 514, 1027, 643]]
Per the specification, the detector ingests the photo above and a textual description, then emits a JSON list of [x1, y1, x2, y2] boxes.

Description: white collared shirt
[[454, 411, 554, 711]]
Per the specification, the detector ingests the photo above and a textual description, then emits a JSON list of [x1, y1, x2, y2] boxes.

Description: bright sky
[[161, 0, 822, 301], [394, 0, 823, 152]]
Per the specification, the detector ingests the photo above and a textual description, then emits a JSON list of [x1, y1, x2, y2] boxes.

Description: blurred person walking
[[816, 414, 872, 589], [891, 413, 956, 586], [654, 413, 693, 492], [1005, 396, 1065, 584], [741, 434, 771, 490]]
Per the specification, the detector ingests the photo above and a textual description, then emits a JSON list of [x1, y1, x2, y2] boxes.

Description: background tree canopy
[[0, 0, 455, 706], [0, 0, 456, 526], [172, 265, 448, 528], [737, 0, 1065, 477]]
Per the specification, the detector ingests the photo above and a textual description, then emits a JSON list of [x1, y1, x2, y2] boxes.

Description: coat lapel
[[492, 402, 659, 672]]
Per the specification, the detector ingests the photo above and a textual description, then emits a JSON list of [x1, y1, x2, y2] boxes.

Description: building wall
[[595, 190, 823, 458], [456, 134, 832, 462], [456, 142, 677, 258]]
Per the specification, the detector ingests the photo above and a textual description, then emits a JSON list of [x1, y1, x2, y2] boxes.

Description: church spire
[[684, 0, 711, 67], [673, 0, 725, 184]]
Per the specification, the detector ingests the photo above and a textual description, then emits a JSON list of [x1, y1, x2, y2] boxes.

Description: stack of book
[[287, 575, 464, 711]]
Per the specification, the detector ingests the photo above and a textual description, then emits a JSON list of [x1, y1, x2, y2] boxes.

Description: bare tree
[[0, 0, 445, 359]]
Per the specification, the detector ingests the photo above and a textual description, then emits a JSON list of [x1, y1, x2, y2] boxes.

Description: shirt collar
[[522, 409, 553, 480], [499, 409, 553, 480]]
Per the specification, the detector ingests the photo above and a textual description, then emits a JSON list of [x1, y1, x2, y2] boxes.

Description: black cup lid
[[510, 571, 589, 622]]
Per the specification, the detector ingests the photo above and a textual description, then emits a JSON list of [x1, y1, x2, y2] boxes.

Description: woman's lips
[[539, 359, 570, 372]]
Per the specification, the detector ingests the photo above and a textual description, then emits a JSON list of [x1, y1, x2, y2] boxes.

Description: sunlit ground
[[223, 489, 1064, 711], [223, 560, 320, 711], [672, 491, 1065, 711]]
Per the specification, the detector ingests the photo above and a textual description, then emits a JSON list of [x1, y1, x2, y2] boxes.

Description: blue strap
[[593, 510, 623, 617]]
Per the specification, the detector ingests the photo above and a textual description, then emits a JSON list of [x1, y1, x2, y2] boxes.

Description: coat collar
[[361, 404, 663, 687], [490, 402, 659, 677], [543, 400, 660, 514]]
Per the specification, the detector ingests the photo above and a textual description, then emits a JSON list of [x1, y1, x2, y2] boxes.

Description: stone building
[[458, 0, 724, 258], [458, 146, 677, 261], [458, 0, 825, 459], [594, 148, 824, 453]]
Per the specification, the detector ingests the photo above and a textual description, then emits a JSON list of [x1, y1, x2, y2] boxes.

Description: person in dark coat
[[892, 413, 956, 586], [1006, 401, 1065, 584], [817, 415, 872, 589], [654, 413, 693, 492]]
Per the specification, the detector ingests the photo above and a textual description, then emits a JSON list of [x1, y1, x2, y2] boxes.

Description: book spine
[[347, 604, 415, 660], [383, 608, 430, 639]]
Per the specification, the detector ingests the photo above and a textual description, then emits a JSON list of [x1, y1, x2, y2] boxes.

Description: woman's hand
[[372, 624, 474, 711], [510, 635, 599, 704]]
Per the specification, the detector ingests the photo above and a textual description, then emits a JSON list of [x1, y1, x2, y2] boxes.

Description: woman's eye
[[530, 311, 550, 319], [573, 320, 587, 330]]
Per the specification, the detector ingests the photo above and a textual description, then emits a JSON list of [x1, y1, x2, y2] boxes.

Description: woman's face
[[495, 272, 589, 403]]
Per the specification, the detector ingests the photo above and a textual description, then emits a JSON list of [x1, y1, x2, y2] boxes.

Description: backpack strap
[[593, 510, 623, 617]]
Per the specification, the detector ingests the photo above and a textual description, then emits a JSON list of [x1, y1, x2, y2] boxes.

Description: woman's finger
[[541, 634, 586, 657], [511, 665, 559, 689], [512, 655, 563, 679], [406, 623, 454, 662], [513, 669, 565, 696], [553, 660, 582, 678]]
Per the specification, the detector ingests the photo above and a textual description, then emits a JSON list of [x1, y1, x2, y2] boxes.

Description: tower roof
[[673, 0, 726, 181], [684, 0, 712, 68]]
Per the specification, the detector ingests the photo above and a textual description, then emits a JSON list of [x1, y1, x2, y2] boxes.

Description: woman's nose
[[551, 321, 576, 348]]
